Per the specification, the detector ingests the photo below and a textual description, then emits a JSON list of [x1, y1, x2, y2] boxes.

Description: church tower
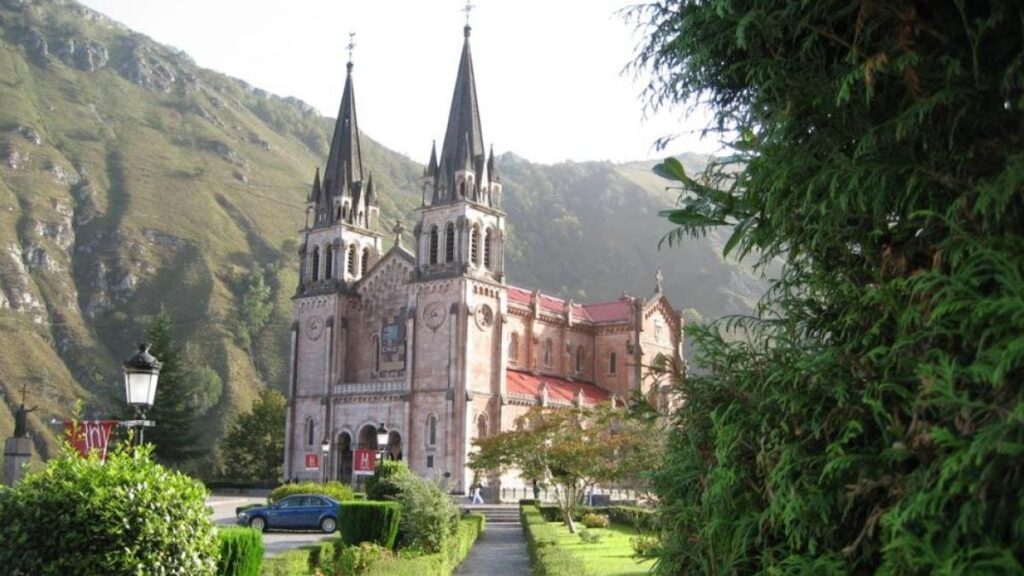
[[286, 49, 384, 480], [407, 22, 508, 491]]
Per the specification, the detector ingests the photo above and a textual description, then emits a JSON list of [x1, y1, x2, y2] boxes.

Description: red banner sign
[[304, 453, 320, 470], [64, 420, 118, 461], [353, 449, 377, 476]]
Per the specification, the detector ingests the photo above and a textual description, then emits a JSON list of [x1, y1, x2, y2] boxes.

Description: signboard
[[64, 420, 118, 461], [304, 453, 320, 470], [380, 319, 406, 373], [353, 449, 377, 476]]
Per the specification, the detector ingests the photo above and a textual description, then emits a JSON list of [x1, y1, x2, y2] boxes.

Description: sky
[[78, 0, 716, 165]]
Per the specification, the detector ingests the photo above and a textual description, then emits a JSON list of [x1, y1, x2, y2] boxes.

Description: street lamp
[[376, 423, 388, 461], [122, 342, 161, 445], [320, 438, 331, 483]]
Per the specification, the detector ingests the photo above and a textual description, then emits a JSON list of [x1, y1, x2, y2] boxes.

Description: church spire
[[434, 21, 485, 203], [322, 34, 363, 207]]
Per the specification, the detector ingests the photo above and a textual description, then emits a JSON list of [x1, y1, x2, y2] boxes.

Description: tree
[[143, 306, 200, 466], [471, 405, 658, 533], [220, 388, 285, 484], [633, 0, 1024, 573]]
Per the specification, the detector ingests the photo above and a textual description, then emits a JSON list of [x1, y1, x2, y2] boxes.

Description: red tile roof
[[506, 285, 632, 324], [506, 369, 612, 406]]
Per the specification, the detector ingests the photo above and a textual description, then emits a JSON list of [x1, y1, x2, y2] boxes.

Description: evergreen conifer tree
[[143, 306, 199, 466]]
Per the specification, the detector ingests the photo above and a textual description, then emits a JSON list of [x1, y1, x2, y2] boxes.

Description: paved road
[[207, 495, 335, 557]]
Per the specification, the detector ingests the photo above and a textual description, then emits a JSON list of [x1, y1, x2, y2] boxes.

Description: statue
[[13, 403, 35, 439], [12, 384, 36, 439]]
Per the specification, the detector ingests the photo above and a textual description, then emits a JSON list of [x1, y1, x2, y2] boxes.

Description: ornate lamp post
[[122, 343, 161, 445], [320, 438, 331, 483], [376, 423, 388, 463]]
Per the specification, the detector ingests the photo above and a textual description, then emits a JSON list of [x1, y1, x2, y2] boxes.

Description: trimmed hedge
[[216, 527, 263, 576], [537, 504, 656, 532], [268, 481, 354, 503], [273, 514, 485, 576], [338, 501, 402, 549], [521, 504, 589, 576]]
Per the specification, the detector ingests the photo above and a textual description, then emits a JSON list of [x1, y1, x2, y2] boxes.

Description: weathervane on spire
[[463, 1, 475, 31], [346, 32, 356, 68]]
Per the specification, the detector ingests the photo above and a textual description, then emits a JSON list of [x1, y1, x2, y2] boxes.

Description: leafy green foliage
[[267, 480, 354, 504], [581, 513, 611, 529], [0, 443, 218, 575], [521, 504, 589, 576], [365, 459, 414, 501], [633, 0, 1024, 573], [336, 501, 402, 550], [215, 527, 263, 576], [332, 542, 394, 574], [390, 471, 461, 553], [221, 389, 286, 484]]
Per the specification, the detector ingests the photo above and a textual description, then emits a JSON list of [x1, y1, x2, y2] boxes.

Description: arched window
[[483, 228, 493, 269], [470, 226, 480, 267], [445, 223, 455, 263], [305, 417, 315, 446], [347, 244, 357, 277], [362, 248, 371, 276], [324, 244, 334, 280], [609, 351, 618, 374], [427, 415, 437, 446], [459, 180, 467, 197], [311, 246, 320, 282], [476, 414, 487, 439], [509, 332, 519, 363], [429, 226, 439, 265], [372, 335, 381, 373], [576, 346, 585, 373], [336, 206, 342, 221], [543, 339, 553, 367]]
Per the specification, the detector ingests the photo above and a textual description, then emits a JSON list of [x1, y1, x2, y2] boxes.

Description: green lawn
[[553, 523, 655, 576]]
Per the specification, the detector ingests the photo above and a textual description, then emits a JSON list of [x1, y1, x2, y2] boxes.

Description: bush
[[606, 506, 656, 532], [391, 471, 460, 553], [631, 534, 661, 558], [581, 513, 610, 529], [363, 514, 485, 576], [216, 527, 263, 576], [578, 529, 604, 544], [333, 542, 393, 574], [365, 460, 413, 501], [0, 443, 218, 575], [268, 480, 354, 503], [337, 501, 402, 549]]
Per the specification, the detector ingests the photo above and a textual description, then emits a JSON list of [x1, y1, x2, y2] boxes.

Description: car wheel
[[320, 517, 336, 533], [249, 516, 266, 532]]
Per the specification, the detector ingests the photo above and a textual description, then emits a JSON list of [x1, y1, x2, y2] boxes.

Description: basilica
[[283, 23, 684, 496]]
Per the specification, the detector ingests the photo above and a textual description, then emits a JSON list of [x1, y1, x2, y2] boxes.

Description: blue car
[[236, 494, 340, 533]]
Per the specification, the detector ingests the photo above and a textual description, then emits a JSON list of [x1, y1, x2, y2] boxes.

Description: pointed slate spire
[[366, 173, 377, 206], [487, 145, 499, 183], [322, 58, 363, 204], [435, 23, 485, 203], [425, 140, 438, 178], [309, 167, 322, 203]]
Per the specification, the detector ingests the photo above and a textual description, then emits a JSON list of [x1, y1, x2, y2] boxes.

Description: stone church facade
[[283, 24, 684, 495]]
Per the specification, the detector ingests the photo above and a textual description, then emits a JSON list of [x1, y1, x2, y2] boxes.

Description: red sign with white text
[[353, 449, 377, 476], [64, 420, 118, 461], [304, 453, 320, 470]]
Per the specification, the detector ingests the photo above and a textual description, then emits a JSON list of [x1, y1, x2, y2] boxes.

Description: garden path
[[456, 505, 530, 575]]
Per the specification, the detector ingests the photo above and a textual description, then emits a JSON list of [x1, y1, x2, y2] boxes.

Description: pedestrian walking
[[471, 484, 484, 504]]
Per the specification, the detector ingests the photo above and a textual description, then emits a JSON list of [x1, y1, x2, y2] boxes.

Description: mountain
[[0, 0, 764, 472]]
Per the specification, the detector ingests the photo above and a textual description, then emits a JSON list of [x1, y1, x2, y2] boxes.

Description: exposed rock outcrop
[[4, 145, 29, 170], [1, 243, 46, 322], [23, 26, 48, 61], [12, 125, 42, 145], [119, 42, 176, 93]]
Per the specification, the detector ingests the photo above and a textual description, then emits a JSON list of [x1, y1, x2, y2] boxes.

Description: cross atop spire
[[463, 1, 475, 32], [346, 32, 356, 69]]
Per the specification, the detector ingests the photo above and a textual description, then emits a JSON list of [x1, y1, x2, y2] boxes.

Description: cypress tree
[[143, 306, 199, 466]]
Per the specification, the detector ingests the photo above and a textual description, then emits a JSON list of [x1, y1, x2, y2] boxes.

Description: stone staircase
[[464, 504, 521, 524]]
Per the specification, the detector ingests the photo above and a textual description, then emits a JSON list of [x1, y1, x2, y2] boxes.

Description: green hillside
[[0, 0, 763, 473]]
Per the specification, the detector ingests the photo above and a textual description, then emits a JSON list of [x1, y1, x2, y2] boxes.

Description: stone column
[[3, 437, 32, 485]]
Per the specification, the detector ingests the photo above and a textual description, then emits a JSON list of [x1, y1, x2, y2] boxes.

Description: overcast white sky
[[79, 0, 715, 164]]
